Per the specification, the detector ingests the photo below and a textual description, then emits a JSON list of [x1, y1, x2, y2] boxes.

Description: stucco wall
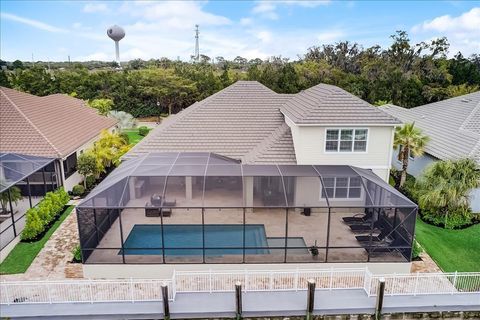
[[83, 262, 411, 279], [286, 117, 394, 182]]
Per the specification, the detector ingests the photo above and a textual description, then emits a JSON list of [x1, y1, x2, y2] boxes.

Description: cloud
[[83, 3, 108, 13], [240, 18, 253, 26], [412, 7, 480, 56], [252, 0, 330, 20], [317, 30, 346, 43], [0, 12, 67, 33]]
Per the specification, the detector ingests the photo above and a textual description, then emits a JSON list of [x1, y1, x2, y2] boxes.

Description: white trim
[[324, 128, 369, 153], [387, 128, 395, 169]]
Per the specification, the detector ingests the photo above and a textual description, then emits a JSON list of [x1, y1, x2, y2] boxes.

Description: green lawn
[[0, 206, 74, 274], [415, 218, 480, 272], [124, 128, 151, 145]]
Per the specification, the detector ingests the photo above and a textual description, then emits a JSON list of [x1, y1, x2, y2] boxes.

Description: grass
[[0, 205, 74, 274], [124, 128, 151, 145], [415, 218, 480, 272]]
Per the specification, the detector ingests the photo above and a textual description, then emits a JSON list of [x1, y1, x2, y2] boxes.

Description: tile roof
[[0, 87, 117, 158], [127, 81, 398, 164], [281, 83, 400, 125], [380, 91, 480, 163]]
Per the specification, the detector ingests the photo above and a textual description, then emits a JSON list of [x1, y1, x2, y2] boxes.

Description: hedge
[[21, 188, 70, 241]]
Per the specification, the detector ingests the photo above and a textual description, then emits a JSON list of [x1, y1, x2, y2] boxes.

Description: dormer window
[[325, 129, 368, 152]]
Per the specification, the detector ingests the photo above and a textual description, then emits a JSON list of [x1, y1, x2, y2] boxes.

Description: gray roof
[[281, 84, 400, 125], [127, 81, 398, 163], [380, 91, 480, 163]]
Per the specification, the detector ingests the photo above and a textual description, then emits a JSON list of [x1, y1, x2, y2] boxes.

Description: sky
[[1, 1, 480, 62]]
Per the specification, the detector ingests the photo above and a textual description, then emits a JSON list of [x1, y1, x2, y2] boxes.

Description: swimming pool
[[121, 224, 270, 255]]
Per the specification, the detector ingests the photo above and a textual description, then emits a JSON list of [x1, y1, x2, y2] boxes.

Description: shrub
[[412, 240, 423, 259], [85, 175, 96, 189], [422, 206, 473, 229], [72, 245, 82, 263], [21, 188, 70, 241], [72, 184, 85, 197], [119, 131, 129, 144], [21, 208, 43, 241], [138, 126, 149, 136]]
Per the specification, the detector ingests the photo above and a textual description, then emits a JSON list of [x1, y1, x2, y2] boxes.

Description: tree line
[[1, 31, 479, 117]]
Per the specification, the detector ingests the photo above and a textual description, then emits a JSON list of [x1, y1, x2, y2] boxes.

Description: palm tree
[[415, 158, 480, 228], [393, 122, 429, 188], [0, 185, 22, 214], [108, 111, 137, 130]]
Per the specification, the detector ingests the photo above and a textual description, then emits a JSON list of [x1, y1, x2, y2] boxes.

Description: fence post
[[244, 269, 248, 292], [161, 283, 170, 320], [46, 282, 52, 304], [329, 267, 333, 290], [306, 279, 316, 320], [130, 278, 135, 303], [171, 270, 176, 300], [235, 281, 242, 320], [269, 272, 273, 290], [294, 268, 299, 291], [374, 277, 385, 320], [413, 272, 419, 296], [88, 281, 94, 304], [452, 271, 458, 294], [209, 269, 212, 293], [4, 282, 11, 305]]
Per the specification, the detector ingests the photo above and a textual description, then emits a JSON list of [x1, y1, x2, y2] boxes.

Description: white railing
[[366, 271, 480, 297], [0, 278, 175, 305], [174, 267, 367, 293], [1, 268, 479, 305]]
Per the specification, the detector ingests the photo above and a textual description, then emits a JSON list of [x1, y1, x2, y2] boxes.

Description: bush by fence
[[21, 189, 70, 241]]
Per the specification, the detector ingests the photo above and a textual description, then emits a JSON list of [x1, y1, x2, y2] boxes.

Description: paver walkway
[[1, 208, 83, 281], [411, 251, 442, 273]]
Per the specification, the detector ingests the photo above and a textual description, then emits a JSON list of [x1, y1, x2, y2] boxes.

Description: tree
[[12, 60, 24, 70], [88, 98, 114, 116], [77, 152, 97, 188], [108, 110, 137, 129], [415, 158, 480, 228], [0, 186, 22, 214], [393, 123, 429, 188]]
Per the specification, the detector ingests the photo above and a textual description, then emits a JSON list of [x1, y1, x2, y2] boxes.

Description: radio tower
[[194, 24, 200, 62]]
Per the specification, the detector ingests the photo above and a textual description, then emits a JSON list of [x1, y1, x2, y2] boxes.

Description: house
[[0, 87, 118, 192], [77, 81, 416, 278], [380, 92, 480, 212]]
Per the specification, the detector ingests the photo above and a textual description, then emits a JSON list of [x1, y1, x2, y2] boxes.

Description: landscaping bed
[[0, 205, 74, 274], [415, 217, 480, 272]]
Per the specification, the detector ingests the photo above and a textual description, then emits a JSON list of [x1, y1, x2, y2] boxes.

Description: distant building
[[381, 92, 480, 212]]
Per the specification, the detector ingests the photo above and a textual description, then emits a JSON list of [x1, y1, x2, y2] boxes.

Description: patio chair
[[151, 194, 162, 206], [161, 199, 176, 217], [342, 211, 373, 224], [362, 238, 403, 255], [355, 229, 390, 242], [145, 202, 161, 217], [349, 221, 381, 233]]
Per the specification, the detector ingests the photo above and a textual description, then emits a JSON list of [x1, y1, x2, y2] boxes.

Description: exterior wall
[[471, 188, 480, 213], [286, 117, 394, 182], [62, 126, 117, 192], [83, 262, 411, 279]]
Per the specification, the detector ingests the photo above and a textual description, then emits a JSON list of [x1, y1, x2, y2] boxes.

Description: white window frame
[[324, 128, 369, 153], [320, 176, 363, 200]]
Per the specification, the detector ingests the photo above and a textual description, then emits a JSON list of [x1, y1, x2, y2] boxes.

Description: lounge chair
[[355, 230, 389, 242], [349, 221, 381, 233], [342, 211, 373, 224], [362, 238, 403, 254]]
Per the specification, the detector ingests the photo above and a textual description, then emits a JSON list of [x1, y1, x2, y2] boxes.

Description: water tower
[[107, 25, 125, 66]]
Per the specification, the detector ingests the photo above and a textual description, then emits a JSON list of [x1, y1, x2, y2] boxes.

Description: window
[[325, 129, 368, 152], [321, 176, 362, 199], [63, 152, 78, 179]]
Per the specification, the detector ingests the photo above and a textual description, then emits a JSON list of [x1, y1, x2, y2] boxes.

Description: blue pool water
[[121, 224, 270, 256]]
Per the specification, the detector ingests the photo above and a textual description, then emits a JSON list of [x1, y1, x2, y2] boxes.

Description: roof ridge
[[243, 122, 292, 163], [0, 89, 61, 157], [460, 97, 480, 133]]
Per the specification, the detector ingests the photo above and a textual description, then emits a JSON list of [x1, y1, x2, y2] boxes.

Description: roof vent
[[421, 115, 426, 119], [461, 98, 471, 103]]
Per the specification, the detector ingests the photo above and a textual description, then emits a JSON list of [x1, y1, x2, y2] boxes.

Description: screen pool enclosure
[[77, 152, 417, 265]]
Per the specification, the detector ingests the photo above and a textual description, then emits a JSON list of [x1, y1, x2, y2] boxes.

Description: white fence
[[1, 268, 479, 305], [0, 279, 174, 305]]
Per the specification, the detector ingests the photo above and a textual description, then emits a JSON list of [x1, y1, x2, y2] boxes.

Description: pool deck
[[88, 207, 405, 264], [1, 289, 478, 319]]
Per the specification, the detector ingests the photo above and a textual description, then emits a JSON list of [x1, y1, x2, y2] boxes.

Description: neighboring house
[[0, 87, 118, 192], [127, 81, 400, 181], [77, 81, 418, 278], [380, 92, 480, 212]]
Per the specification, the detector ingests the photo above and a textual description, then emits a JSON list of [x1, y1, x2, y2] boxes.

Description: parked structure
[[78, 81, 417, 278], [380, 92, 480, 212], [0, 87, 118, 192]]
